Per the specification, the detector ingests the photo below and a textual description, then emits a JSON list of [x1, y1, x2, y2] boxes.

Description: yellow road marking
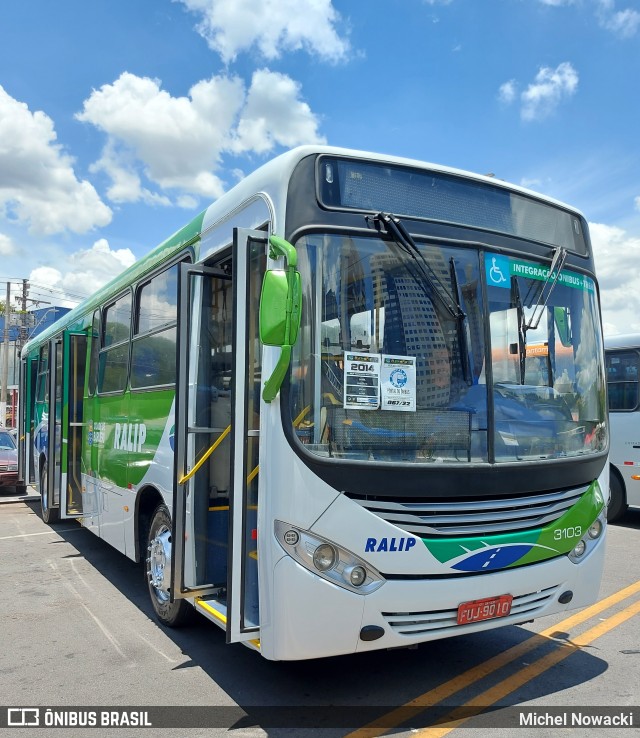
[[346, 580, 640, 738], [417, 597, 640, 736]]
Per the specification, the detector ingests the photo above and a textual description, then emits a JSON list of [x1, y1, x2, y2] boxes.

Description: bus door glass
[[62, 333, 88, 517], [21, 357, 38, 485], [46, 338, 63, 512], [231, 228, 265, 639], [173, 228, 265, 642]]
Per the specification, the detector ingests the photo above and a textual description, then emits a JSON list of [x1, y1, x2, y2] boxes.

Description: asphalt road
[[0, 493, 638, 737]]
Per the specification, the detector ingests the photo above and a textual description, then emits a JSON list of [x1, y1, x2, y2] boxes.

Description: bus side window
[[131, 264, 179, 389], [88, 309, 101, 396], [606, 350, 640, 411], [36, 345, 49, 403], [98, 292, 132, 394]]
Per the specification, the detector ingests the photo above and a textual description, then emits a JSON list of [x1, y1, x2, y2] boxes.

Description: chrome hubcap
[[42, 472, 48, 511], [147, 525, 172, 603]]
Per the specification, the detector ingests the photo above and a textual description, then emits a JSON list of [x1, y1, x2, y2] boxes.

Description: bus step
[[195, 596, 228, 631]]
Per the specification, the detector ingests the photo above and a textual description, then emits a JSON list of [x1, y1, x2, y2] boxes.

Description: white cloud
[[30, 266, 64, 289], [29, 238, 136, 308], [596, 0, 640, 37], [0, 86, 112, 236], [589, 222, 640, 334], [77, 72, 242, 201], [89, 140, 172, 206], [175, 0, 350, 64], [503, 62, 578, 121], [232, 69, 327, 153], [77, 70, 324, 204], [602, 8, 640, 36], [635, 196, 640, 210], [538, 0, 639, 36], [0, 233, 15, 256], [498, 80, 518, 104], [176, 194, 199, 210], [520, 177, 543, 189]]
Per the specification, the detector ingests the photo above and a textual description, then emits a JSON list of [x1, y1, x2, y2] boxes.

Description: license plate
[[457, 594, 513, 625]]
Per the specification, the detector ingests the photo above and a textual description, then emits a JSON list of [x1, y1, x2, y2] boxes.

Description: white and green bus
[[604, 333, 640, 521], [18, 146, 609, 660]]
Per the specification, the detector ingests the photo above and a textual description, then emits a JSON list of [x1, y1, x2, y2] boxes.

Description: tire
[[145, 503, 193, 627], [607, 472, 627, 524], [40, 462, 59, 524]]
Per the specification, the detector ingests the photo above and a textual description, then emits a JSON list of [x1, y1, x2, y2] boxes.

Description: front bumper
[[264, 529, 606, 660], [0, 471, 19, 488]]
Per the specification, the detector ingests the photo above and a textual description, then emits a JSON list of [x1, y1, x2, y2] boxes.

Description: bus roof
[[604, 333, 640, 350], [22, 145, 585, 356]]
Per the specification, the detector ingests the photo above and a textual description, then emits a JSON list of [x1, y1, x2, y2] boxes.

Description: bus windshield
[[288, 233, 607, 464]]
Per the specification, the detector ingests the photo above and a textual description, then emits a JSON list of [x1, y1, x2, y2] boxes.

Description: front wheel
[[40, 462, 59, 524], [607, 473, 627, 524], [145, 503, 193, 627]]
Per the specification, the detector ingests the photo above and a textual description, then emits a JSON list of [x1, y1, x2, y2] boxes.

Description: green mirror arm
[[262, 345, 292, 403], [269, 235, 297, 268], [261, 235, 301, 402]]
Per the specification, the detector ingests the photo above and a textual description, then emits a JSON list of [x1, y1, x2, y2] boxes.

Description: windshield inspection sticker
[[344, 352, 381, 409], [381, 354, 416, 411]]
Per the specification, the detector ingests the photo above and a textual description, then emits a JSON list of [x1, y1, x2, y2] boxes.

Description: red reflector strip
[[251, 529, 258, 540]]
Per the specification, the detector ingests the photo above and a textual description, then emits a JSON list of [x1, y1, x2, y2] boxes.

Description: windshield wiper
[[511, 276, 527, 384], [525, 246, 567, 332], [371, 212, 471, 383], [372, 213, 466, 322], [449, 256, 472, 383]]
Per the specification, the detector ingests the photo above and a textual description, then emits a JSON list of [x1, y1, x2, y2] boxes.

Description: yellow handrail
[[179, 425, 231, 484]]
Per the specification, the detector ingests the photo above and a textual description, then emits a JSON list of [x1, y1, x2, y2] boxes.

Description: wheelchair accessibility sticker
[[486, 254, 510, 288]]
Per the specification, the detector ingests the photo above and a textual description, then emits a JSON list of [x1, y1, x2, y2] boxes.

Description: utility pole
[[18, 279, 29, 353], [1, 281, 10, 427]]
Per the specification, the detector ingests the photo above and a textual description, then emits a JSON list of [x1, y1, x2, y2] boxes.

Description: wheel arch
[[38, 452, 47, 486], [609, 463, 627, 503], [607, 463, 628, 523], [135, 485, 165, 563]]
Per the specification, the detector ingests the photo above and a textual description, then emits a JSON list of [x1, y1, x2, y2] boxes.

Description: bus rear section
[[605, 333, 640, 521]]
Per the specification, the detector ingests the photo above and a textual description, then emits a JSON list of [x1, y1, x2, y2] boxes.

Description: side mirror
[[554, 306, 572, 347], [259, 235, 302, 402], [260, 270, 301, 346]]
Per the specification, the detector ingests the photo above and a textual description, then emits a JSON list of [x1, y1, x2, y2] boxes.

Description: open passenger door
[[172, 229, 266, 644], [44, 332, 88, 520]]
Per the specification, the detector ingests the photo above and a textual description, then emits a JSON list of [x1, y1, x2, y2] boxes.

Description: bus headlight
[[588, 519, 603, 539], [345, 565, 367, 587], [571, 540, 586, 558], [275, 520, 385, 594], [313, 544, 337, 571], [568, 511, 606, 563]]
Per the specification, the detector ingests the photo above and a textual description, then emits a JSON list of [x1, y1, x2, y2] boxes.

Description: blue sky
[[0, 0, 639, 334]]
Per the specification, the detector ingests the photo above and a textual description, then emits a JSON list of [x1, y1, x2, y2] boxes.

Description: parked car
[[0, 429, 19, 492]]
